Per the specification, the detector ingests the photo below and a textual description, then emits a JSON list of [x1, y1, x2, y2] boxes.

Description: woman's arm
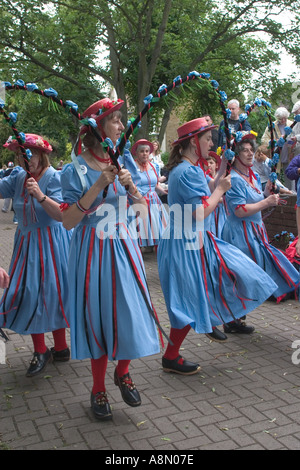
[[234, 193, 279, 218], [62, 165, 118, 230], [26, 177, 63, 222], [194, 174, 231, 220], [0, 267, 9, 289]]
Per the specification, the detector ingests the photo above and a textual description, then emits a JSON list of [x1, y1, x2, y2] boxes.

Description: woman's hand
[[265, 193, 280, 207], [0, 267, 9, 289], [97, 165, 118, 189], [118, 168, 133, 190], [26, 177, 44, 200], [216, 174, 231, 194]]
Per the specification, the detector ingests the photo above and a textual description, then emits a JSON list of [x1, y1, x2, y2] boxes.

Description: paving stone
[[1, 202, 300, 450]]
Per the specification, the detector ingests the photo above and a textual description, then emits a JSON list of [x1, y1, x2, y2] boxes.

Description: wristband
[[38, 196, 47, 204]]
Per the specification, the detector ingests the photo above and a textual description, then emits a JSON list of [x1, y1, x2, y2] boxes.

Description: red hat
[[3, 133, 52, 153], [80, 97, 124, 138], [83, 98, 124, 124], [131, 139, 154, 157], [207, 151, 222, 170], [173, 117, 217, 145]]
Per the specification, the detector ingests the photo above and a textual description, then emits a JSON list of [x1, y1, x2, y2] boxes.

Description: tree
[[0, 0, 300, 155]]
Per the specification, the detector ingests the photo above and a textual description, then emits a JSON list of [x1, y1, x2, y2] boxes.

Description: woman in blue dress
[[60, 98, 160, 421], [0, 134, 71, 377], [222, 136, 300, 316], [157, 118, 278, 376], [131, 139, 168, 252]]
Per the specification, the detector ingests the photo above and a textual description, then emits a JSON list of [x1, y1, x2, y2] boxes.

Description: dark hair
[[166, 138, 190, 171]]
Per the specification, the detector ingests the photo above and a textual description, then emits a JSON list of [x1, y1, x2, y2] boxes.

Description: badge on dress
[[80, 165, 87, 175]]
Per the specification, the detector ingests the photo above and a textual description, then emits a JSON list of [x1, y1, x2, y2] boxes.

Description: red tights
[[91, 356, 131, 394], [163, 325, 191, 360], [31, 328, 68, 354]]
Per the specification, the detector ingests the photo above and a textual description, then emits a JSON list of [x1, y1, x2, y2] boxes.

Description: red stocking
[[163, 325, 191, 360], [91, 355, 108, 394], [31, 333, 47, 354]]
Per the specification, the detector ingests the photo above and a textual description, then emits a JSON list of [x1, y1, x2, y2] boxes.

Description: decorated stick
[[0, 99, 31, 176]]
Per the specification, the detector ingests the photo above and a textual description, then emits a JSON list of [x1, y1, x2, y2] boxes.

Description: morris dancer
[[60, 98, 161, 420], [222, 135, 300, 324], [0, 134, 71, 377], [157, 118, 278, 375]]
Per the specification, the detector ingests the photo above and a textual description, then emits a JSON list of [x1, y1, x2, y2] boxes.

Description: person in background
[[0, 134, 72, 377], [150, 140, 164, 173], [254, 146, 295, 195], [222, 136, 299, 314], [132, 139, 168, 253], [218, 99, 251, 148], [261, 107, 294, 190]]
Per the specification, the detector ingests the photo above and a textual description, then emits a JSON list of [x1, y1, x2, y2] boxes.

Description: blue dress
[[222, 170, 300, 298], [60, 156, 160, 361], [157, 160, 278, 333], [0, 166, 71, 334], [133, 163, 168, 247]]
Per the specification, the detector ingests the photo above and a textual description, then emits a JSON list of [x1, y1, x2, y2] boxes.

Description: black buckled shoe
[[26, 348, 53, 377], [114, 369, 141, 407], [224, 319, 255, 335], [205, 327, 227, 342], [162, 355, 201, 375], [50, 347, 70, 362], [91, 392, 112, 421]]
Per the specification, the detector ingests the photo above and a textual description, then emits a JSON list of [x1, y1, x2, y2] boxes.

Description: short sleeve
[[0, 166, 23, 199], [121, 149, 141, 186], [60, 163, 84, 205], [177, 166, 209, 205], [45, 170, 64, 203], [225, 175, 247, 212]]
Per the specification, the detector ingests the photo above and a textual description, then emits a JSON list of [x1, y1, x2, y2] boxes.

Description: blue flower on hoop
[[87, 118, 97, 128], [239, 113, 248, 123], [9, 112, 17, 123], [199, 72, 210, 79], [14, 79, 25, 87], [157, 84, 168, 95], [0, 98, 5, 109], [226, 108, 231, 119], [277, 137, 286, 148], [210, 80, 219, 89], [188, 71, 201, 78], [245, 104, 251, 112], [26, 83, 39, 92], [269, 172, 277, 182], [19, 132, 26, 143], [219, 91, 227, 102], [225, 149, 235, 161], [261, 98, 271, 108], [254, 98, 262, 107], [4, 81, 11, 87], [44, 87, 58, 98], [235, 131, 243, 142], [25, 149, 32, 160], [143, 94, 153, 105], [295, 115, 300, 123], [284, 126, 292, 135], [65, 100, 78, 112], [173, 75, 182, 83], [104, 138, 114, 149]]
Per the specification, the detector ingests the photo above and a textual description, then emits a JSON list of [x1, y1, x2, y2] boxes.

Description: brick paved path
[[1, 200, 300, 451]]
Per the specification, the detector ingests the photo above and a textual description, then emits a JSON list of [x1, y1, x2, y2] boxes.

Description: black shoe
[[26, 348, 53, 377], [50, 347, 70, 362], [162, 355, 201, 375], [224, 319, 255, 334], [90, 392, 112, 421], [114, 369, 141, 407], [205, 327, 227, 342]]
